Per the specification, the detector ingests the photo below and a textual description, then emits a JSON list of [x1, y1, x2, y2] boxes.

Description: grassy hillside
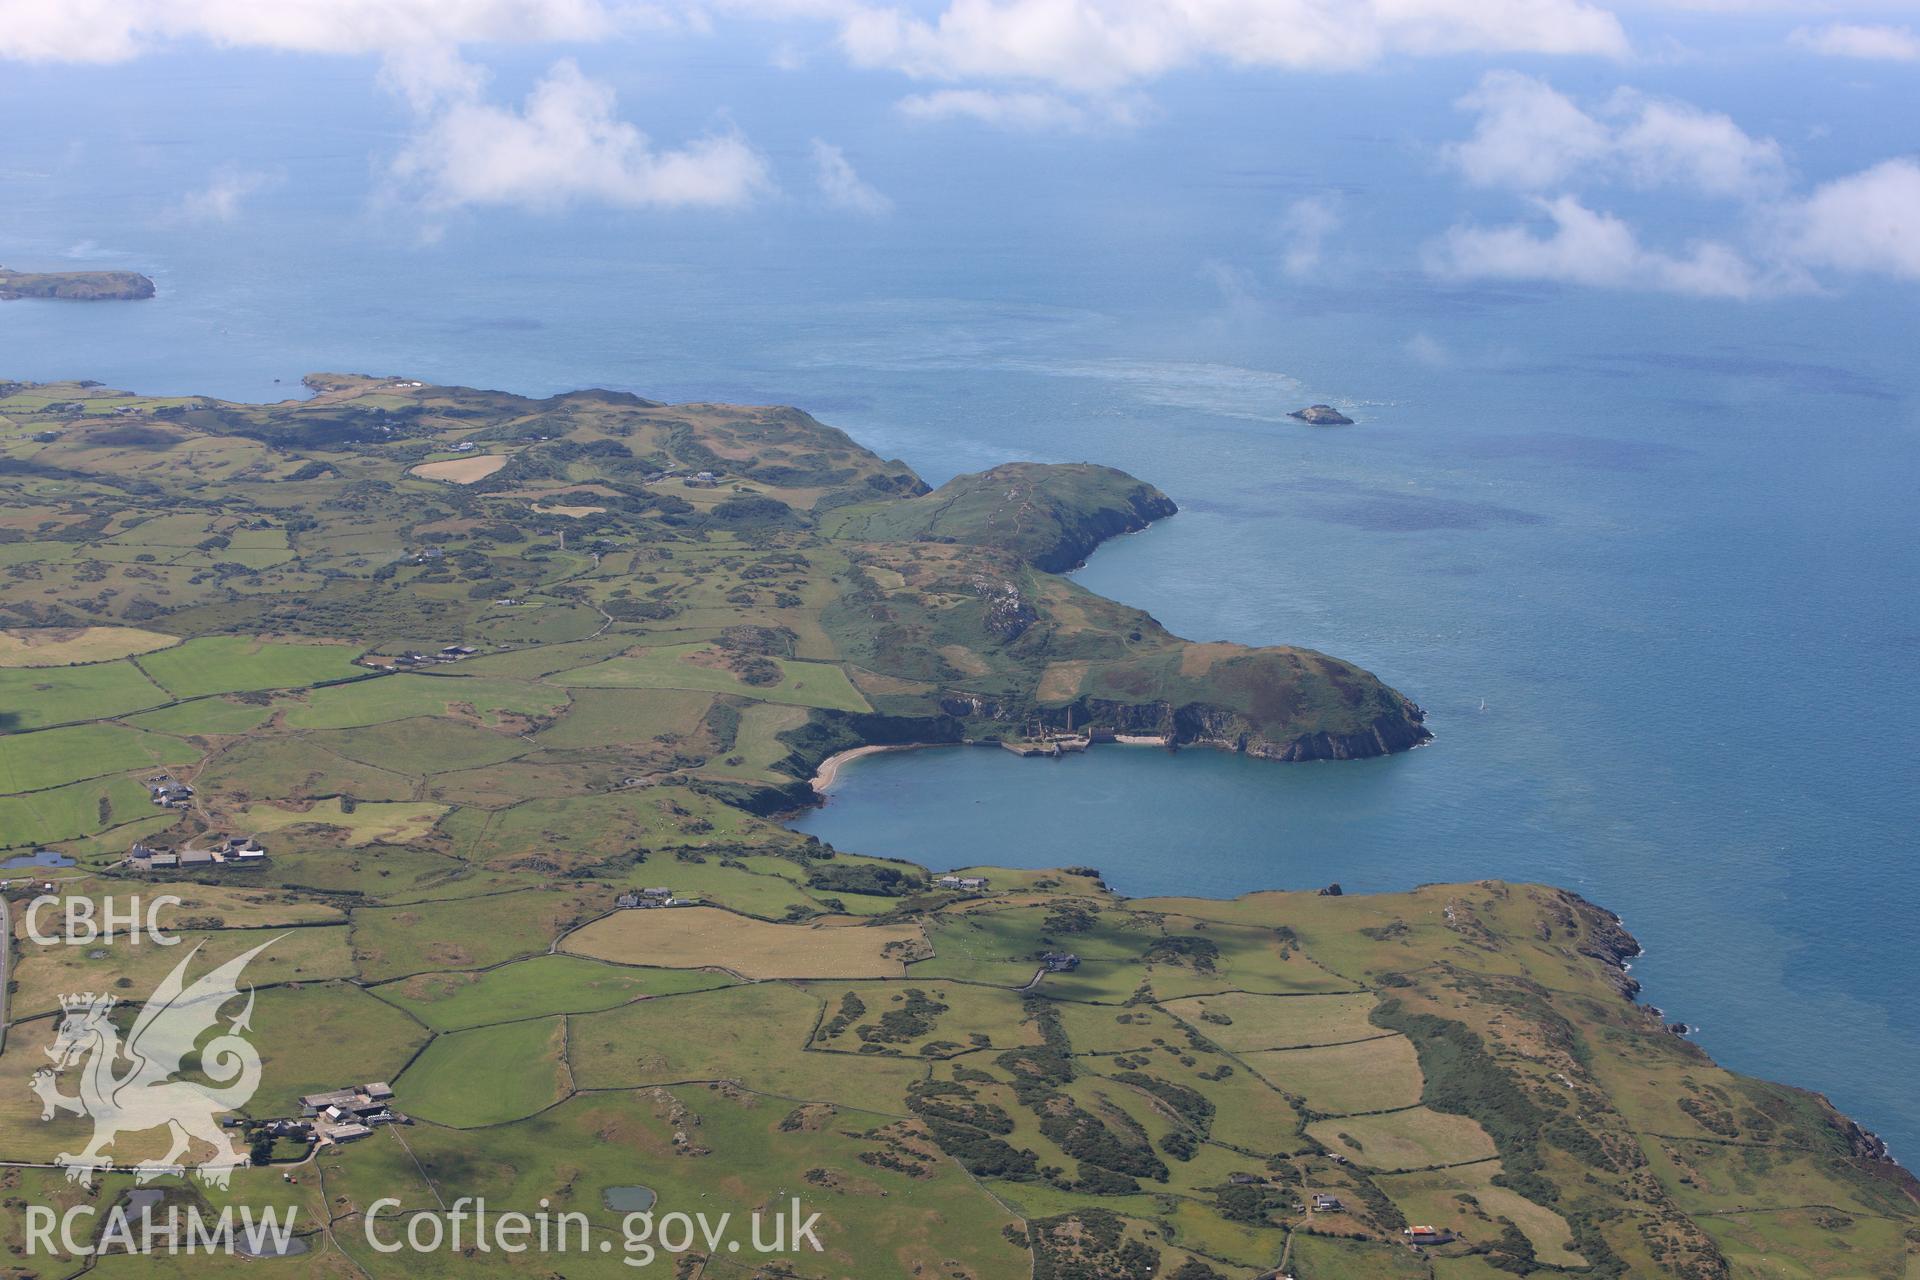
[[842, 461, 1179, 572]]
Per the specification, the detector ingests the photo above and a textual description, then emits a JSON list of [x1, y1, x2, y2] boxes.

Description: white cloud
[[1430, 194, 1767, 297], [810, 139, 892, 214], [1278, 195, 1340, 276], [6, 0, 1629, 77], [176, 166, 277, 222], [1607, 91, 1784, 197], [1444, 71, 1785, 198], [833, 0, 1627, 93], [1781, 157, 1920, 280], [1445, 71, 1612, 189], [0, 0, 667, 63], [1791, 23, 1920, 61], [387, 58, 771, 213], [1431, 66, 1920, 296], [1432, 158, 1920, 297], [897, 87, 1116, 130]]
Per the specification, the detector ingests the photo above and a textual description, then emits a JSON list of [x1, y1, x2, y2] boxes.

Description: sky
[[3, 0, 1918, 304]]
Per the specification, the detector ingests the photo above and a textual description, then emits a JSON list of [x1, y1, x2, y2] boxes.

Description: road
[[0, 894, 10, 1056]]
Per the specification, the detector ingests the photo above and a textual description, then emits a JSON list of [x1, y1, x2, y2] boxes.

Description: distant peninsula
[[1289, 403, 1353, 425], [0, 265, 154, 301]]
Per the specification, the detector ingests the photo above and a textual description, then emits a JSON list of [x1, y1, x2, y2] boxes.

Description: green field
[[372, 954, 734, 1031], [531, 686, 711, 748], [136, 636, 366, 698], [1244, 1034, 1426, 1115], [1308, 1106, 1500, 1172], [0, 721, 200, 793], [1161, 991, 1384, 1051], [0, 659, 167, 730], [569, 982, 924, 1107], [551, 643, 871, 711], [401, 1017, 570, 1127], [247, 982, 434, 1118], [282, 673, 570, 729], [0, 773, 155, 847], [123, 695, 280, 736], [319, 716, 532, 773], [350, 888, 607, 982]]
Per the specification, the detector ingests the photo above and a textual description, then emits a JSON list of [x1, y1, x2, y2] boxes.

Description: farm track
[[0, 895, 9, 1056]]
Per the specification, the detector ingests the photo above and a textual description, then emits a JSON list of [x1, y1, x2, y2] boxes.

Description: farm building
[[301, 1083, 403, 1142], [147, 776, 193, 808], [131, 836, 267, 871], [936, 875, 989, 890], [301, 1084, 397, 1119]]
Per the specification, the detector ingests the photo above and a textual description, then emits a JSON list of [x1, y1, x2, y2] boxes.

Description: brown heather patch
[[1178, 641, 1243, 678]]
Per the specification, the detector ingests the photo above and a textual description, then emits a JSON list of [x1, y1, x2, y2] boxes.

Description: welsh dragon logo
[[30, 938, 278, 1187]]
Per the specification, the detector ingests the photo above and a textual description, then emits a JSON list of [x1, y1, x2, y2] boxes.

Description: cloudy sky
[[4, 0, 1919, 299]]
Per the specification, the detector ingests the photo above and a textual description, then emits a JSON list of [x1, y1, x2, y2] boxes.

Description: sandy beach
[[810, 743, 941, 792]]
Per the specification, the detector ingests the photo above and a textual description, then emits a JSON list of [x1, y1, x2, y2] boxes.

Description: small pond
[[0, 849, 74, 871], [603, 1186, 657, 1213]]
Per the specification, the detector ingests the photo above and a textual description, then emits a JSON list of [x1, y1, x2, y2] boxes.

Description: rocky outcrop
[[1288, 404, 1353, 426], [1560, 891, 1644, 1000], [978, 579, 1038, 642], [1838, 1116, 1901, 1166], [939, 693, 1012, 720]]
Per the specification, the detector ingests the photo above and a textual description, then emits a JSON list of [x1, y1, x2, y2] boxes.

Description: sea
[[2, 38, 1916, 1153]]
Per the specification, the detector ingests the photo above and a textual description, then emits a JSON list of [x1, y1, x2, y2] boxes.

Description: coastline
[[810, 742, 949, 792]]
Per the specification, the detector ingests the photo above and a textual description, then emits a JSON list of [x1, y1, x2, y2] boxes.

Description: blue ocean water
[[2, 45, 1916, 1152]]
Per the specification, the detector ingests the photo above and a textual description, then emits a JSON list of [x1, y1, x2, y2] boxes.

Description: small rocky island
[[1289, 403, 1354, 425], [0, 265, 155, 301]]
